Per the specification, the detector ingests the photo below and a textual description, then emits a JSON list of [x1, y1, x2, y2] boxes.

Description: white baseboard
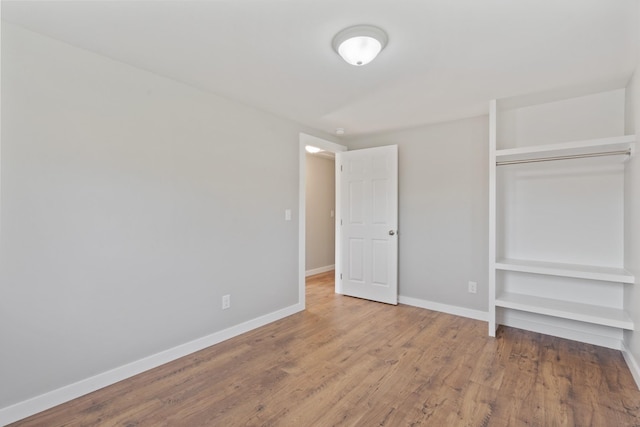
[[0, 303, 304, 426], [399, 295, 488, 321], [623, 343, 640, 390], [305, 264, 335, 277]]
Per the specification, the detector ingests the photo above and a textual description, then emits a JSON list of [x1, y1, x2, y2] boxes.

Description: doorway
[[305, 151, 335, 276], [298, 133, 347, 309]]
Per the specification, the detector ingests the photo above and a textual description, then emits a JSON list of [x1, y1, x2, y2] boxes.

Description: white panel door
[[338, 145, 398, 304]]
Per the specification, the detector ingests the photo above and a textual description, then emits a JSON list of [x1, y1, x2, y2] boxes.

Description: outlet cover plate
[[468, 282, 477, 294]]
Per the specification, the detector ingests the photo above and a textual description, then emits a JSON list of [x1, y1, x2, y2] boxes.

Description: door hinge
[[340, 219, 342, 225], [340, 273, 343, 279], [340, 165, 343, 172]]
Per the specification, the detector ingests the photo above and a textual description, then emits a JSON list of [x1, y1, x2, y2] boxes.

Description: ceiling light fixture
[[305, 145, 324, 154], [332, 25, 388, 66]]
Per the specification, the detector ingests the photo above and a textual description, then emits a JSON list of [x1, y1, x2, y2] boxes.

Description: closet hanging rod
[[496, 149, 631, 166]]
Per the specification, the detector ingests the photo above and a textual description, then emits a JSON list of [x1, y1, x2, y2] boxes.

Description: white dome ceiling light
[[332, 25, 388, 66]]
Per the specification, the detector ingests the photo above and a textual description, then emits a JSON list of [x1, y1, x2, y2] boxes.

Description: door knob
[[389, 230, 396, 236]]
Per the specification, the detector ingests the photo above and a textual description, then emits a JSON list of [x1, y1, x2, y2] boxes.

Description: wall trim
[[399, 295, 488, 321], [305, 264, 335, 277], [0, 303, 304, 426], [623, 343, 640, 390]]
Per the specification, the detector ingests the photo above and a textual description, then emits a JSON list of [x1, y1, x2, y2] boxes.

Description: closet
[[488, 90, 636, 349]]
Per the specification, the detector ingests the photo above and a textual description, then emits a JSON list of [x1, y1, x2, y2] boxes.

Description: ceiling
[[2, 0, 638, 137]]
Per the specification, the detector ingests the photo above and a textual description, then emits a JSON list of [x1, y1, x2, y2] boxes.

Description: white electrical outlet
[[222, 294, 231, 309], [468, 281, 477, 294]]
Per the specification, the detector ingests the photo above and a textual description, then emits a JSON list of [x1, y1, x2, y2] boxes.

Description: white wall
[[497, 90, 626, 149], [624, 14, 640, 382], [0, 23, 328, 411], [305, 154, 335, 273], [345, 116, 489, 313]]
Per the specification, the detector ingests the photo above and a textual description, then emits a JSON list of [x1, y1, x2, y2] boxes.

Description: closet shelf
[[495, 292, 634, 330], [495, 258, 635, 283], [495, 135, 635, 164]]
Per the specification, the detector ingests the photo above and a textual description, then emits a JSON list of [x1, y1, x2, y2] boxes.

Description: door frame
[[298, 133, 347, 309]]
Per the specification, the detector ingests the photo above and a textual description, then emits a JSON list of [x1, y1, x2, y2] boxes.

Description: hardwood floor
[[11, 271, 640, 426]]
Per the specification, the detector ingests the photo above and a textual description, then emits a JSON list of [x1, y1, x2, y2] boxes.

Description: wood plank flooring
[[10, 271, 640, 426]]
